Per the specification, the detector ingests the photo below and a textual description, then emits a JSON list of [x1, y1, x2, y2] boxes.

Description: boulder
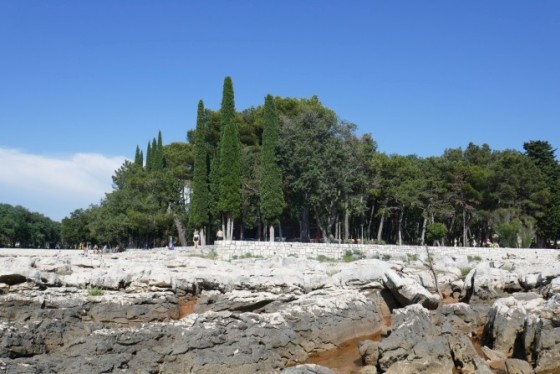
[[378, 304, 454, 372], [483, 297, 531, 356], [358, 340, 379, 366], [463, 263, 522, 302], [383, 269, 441, 309], [504, 358, 534, 374]]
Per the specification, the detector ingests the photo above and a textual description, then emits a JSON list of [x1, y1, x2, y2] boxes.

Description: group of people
[[79, 242, 120, 255], [190, 229, 223, 249]]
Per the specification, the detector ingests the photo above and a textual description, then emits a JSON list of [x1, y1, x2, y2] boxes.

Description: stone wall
[[210, 240, 559, 264]]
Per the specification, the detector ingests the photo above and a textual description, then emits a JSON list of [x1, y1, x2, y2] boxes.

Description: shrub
[[382, 254, 391, 261], [467, 255, 482, 262], [88, 286, 104, 296], [460, 267, 472, 278], [317, 254, 335, 262], [426, 223, 448, 244]]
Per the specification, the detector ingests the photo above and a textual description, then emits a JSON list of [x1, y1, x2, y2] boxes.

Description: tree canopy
[[5, 78, 558, 249]]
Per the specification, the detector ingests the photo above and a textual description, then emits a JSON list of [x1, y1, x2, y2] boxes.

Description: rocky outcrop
[[1, 248, 560, 373]]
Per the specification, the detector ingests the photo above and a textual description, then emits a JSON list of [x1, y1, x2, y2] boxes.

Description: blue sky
[[1, 1, 559, 221]]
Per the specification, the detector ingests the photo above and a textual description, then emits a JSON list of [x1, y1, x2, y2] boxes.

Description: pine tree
[[524, 140, 560, 246], [190, 100, 209, 242], [218, 76, 241, 240], [260, 95, 285, 241]]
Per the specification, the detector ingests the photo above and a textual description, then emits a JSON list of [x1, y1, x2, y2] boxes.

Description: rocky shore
[[1, 247, 559, 373]]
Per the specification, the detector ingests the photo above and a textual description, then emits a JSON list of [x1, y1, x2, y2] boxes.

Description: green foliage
[[277, 97, 360, 241], [190, 100, 209, 229], [382, 254, 391, 261], [54, 78, 560, 250], [426, 223, 448, 244], [0, 204, 61, 248], [87, 286, 104, 296], [467, 255, 482, 262], [218, 77, 241, 220], [239, 252, 263, 259], [260, 94, 285, 225], [523, 140, 560, 246], [460, 267, 472, 278], [342, 249, 355, 262], [134, 145, 143, 167], [316, 254, 336, 262]]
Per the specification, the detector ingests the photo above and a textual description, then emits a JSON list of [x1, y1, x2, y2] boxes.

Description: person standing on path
[[193, 231, 200, 249]]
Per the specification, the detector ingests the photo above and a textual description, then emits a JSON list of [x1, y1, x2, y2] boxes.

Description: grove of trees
[[3, 77, 559, 249], [0, 204, 61, 248]]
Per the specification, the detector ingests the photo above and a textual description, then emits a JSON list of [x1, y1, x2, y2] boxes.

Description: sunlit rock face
[[0, 247, 559, 373]]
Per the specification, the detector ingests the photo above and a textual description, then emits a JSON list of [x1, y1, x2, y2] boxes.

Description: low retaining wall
[[212, 240, 559, 263]]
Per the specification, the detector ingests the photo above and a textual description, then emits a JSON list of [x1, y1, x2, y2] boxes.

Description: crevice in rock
[[229, 299, 275, 313], [0, 274, 26, 285]]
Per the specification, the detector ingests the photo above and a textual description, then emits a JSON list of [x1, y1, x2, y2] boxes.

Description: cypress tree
[[157, 130, 164, 170], [134, 145, 143, 167], [260, 95, 285, 241], [146, 141, 152, 171], [208, 151, 221, 228], [218, 76, 241, 240], [151, 138, 158, 171], [190, 100, 209, 236]]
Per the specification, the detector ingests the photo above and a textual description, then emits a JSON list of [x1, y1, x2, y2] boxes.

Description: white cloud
[[0, 147, 127, 221]]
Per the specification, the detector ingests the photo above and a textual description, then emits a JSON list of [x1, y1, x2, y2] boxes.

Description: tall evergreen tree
[[524, 140, 560, 246], [157, 130, 164, 170], [190, 100, 209, 244], [134, 145, 143, 167], [260, 95, 285, 241], [151, 138, 158, 171], [146, 141, 152, 171], [218, 77, 241, 240], [208, 151, 221, 227]]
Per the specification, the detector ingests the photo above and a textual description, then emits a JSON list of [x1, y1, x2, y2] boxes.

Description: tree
[[156, 130, 165, 170], [426, 222, 448, 246], [134, 145, 143, 167], [524, 140, 560, 246], [260, 95, 285, 241], [145, 141, 152, 171], [277, 97, 357, 242], [190, 100, 209, 244], [218, 77, 241, 240]]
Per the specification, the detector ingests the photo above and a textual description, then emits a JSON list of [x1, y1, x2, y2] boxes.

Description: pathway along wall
[[210, 240, 558, 264]]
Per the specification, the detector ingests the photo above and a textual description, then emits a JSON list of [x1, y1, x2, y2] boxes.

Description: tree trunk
[[278, 223, 283, 242], [168, 204, 187, 246], [335, 218, 339, 242], [228, 217, 234, 240], [398, 207, 404, 246], [420, 216, 427, 246], [462, 208, 467, 248], [344, 201, 350, 242], [239, 220, 244, 240], [199, 227, 205, 246], [367, 203, 375, 240], [257, 209, 262, 241], [377, 211, 385, 242], [269, 225, 275, 242], [299, 207, 310, 242]]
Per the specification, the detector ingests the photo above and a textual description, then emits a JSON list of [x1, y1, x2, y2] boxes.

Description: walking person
[[193, 231, 200, 249]]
